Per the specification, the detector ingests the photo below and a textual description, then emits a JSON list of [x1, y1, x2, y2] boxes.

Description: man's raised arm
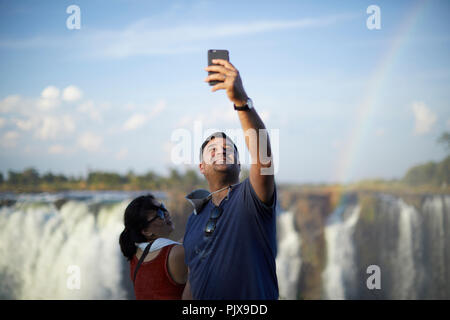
[[204, 59, 275, 205]]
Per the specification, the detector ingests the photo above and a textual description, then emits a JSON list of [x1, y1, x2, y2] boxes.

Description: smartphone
[[207, 49, 229, 86]]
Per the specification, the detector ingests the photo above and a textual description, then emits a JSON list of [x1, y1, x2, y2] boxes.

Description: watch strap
[[233, 103, 250, 111], [234, 98, 252, 111]]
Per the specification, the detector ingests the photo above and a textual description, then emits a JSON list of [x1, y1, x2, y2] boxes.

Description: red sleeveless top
[[130, 244, 185, 300]]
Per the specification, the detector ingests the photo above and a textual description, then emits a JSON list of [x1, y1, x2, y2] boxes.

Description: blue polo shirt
[[183, 178, 278, 300]]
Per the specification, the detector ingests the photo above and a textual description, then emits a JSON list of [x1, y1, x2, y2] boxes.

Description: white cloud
[[0, 14, 354, 58], [1, 90, 60, 115], [92, 15, 352, 58], [12, 112, 76, 141], [78, 100, 102, 122], [77, 132, 103, 152], [35, 115, 76, 140], [0, 117, 5, 128], [412, 101, 436, 135], [123, 100, 167, 131], [48, 144, 69, 155], [38, 86, 60, 111], [0, 95, 21, 113], [63, 85, 83, 102], [123, 113, 147, 131], [36, 117, 60, 140], [14, 117, 39, 131], [447, 119, 450, 129], [41, 86, 59, 99], [37, 98, 60, 110], [148, 99, 167, 118], [1, 131, 19, 148], [61, 116, 76, 132]]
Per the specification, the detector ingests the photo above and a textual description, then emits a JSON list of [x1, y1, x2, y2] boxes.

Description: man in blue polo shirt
[[182, 58, 278, 300]]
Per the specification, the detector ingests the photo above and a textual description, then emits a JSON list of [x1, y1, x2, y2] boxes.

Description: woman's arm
[[168, 244, 188, 285], [182, 270, 193, 300]]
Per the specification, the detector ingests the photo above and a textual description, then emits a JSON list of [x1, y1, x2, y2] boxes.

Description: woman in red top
[[119, 194, 188, 299]]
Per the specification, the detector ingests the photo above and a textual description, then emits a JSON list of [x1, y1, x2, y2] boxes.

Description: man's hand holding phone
[[204, 55, 248, 107]]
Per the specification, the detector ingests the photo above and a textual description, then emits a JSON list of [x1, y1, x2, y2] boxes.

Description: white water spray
[[276, 211, 302, 299], [0, 198, 130, 299], [322, 204, 360, 299], [393, 199, 421, 299]]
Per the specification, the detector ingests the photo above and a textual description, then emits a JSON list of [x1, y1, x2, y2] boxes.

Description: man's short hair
[[199, 132, 239, 162]]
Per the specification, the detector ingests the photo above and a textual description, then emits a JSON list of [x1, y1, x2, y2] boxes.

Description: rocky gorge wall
[[279, 187, 450, 299]]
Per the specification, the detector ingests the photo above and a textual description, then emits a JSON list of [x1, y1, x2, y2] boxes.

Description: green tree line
[[1, 131, 447, 192], [402, 132, 450, 188], [0, 167, 209, 193], [402, 155, 450, 187], [0, 167, 251, 193]]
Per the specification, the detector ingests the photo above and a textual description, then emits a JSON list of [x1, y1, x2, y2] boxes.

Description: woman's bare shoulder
[[169, 244, 185, 259], [168, 244, 187, 284]]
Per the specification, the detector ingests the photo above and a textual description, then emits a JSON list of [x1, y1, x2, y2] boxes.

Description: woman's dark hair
[[119, 194, 160, 261]]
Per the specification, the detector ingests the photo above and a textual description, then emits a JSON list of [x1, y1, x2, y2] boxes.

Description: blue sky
[[0, 0, 449, 184]]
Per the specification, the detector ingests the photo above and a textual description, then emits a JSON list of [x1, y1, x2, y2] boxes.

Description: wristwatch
[[234, 97, 253, 111]]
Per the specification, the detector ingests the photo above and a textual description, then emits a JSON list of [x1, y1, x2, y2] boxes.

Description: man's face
[[202, 137, 237, 165], [199, 137, 240, 178]]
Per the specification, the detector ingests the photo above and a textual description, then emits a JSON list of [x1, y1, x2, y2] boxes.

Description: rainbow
[[332, 0, 430, 187]]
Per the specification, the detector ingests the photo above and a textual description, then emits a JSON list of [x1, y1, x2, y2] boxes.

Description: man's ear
[[199, 162, 205, 175]]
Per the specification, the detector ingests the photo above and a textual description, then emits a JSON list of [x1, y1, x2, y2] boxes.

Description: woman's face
[[142, 199, 174, 240]]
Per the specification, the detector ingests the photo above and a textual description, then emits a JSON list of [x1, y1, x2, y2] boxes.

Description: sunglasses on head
[[204, 206, 223, 236], [146, 202, 168, 225]]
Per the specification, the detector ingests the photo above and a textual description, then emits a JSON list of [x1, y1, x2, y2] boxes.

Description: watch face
[[247, 98, 253, 109]]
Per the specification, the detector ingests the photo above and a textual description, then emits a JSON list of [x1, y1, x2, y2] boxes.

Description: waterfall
[[1, 191, 448, 299], [421, 195, 450, 298], [393, 199, 422, 299], [0, 192, 146, 299], [376, 195, 448, 299], [276, 211, 302, 299], [322, 194, 450, 299], [322, 204, 360, 299]]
